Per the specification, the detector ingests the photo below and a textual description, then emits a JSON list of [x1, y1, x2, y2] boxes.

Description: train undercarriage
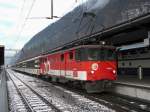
[[38, 74, 113, 93]]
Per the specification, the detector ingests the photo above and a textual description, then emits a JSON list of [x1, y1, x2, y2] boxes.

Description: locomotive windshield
[[75, 47, 116, 61]]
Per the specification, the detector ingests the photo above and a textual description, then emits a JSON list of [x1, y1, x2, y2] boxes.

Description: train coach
[[14, 45, 117, 93]]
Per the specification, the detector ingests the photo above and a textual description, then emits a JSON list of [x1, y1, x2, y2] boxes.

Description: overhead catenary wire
[[15, 0, 81, 44], [14, 0, 36, 47], [14, 0, 82, 54], [9, 0, 26, 56], [13, 0, 26, 45], [20, 0, 26, 18], [75, 0, 89, 36]]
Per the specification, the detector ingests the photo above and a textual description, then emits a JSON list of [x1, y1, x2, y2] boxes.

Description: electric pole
[[51, 0, 53, 18]]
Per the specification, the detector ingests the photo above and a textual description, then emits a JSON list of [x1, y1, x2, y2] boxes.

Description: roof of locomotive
[[16, 44, 115, 64], [42, 44, 115, 57], [68, 45, 115, 51]]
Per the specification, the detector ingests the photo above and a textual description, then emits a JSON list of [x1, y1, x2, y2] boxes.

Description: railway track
[[9, 70, 150, 112], [8, 70, 116, 112], [8, 71, 61, 112], [88, 93, 150, 112], [44, 79, 150, 112], [33, 75, 150, 112], [61, 83, 150, 112], [53, 84, 150, 112]]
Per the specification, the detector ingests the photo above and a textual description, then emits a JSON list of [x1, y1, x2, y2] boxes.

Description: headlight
[[91, 70, 94, 74], [113, 70, 116, 74], [91, 63, 99, 71]]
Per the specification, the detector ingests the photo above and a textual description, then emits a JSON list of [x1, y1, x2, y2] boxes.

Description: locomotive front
[[75, 45, 117, 92]]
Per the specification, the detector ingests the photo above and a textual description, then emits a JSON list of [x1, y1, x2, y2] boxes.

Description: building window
[[129, 62, 132, 66], [122, 62, 125, 66]]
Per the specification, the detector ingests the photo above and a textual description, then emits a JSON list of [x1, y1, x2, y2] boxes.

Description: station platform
[[113, 75, 150, 102], [116, 75, 150, 88], [0, 70, 9, 112]]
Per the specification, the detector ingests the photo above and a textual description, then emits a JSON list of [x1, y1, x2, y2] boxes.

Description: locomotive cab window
[[88, 48, 116, 61], [75, 47, 116, 61], [87, 49, 100, 61]]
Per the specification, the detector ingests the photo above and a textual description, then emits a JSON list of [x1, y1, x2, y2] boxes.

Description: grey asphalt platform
[[0, 69, 8, 112], [113, 75, 150, 101], [115, 75, 150, 88]]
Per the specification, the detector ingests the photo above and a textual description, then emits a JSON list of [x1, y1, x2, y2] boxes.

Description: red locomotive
[[14, 45, 117, 93], [39, 45, 117, 92]]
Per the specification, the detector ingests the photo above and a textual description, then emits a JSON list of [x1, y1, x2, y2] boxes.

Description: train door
[[39, 57, 45, 75], [43, 58, 47, 75], [65, 50, 77, 79], [60, 53, 66, 77], [45, 57, 50, 74]]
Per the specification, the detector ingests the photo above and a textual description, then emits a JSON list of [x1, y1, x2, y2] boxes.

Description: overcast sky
[[0, 0, 86, 59]]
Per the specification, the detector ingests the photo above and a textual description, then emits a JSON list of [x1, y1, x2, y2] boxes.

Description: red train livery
[[14, 45, 117, 93], [40, 45, 117, 92]]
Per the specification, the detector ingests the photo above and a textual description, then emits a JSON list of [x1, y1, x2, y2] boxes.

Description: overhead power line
[[19, 0, 36, 34], [14, 0, 79, 48], [51, 0, 53, 18], [15, 0, 36, 45]]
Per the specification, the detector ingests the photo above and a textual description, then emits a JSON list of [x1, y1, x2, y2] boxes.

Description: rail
[[8, 70, 61, 112]]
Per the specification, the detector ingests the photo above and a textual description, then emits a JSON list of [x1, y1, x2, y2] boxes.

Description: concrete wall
[[113, 83, 150, 102]]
